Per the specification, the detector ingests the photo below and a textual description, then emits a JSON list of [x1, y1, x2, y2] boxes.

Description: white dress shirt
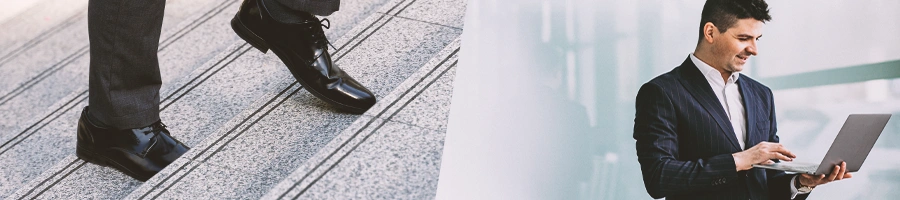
[[689, 54, 746, 149], [689, 54, 809, 198]]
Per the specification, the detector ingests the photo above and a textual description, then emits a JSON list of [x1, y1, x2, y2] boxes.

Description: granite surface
[[0, 0, 87, 66], [4, 155, 85, 200], [2, 0, 392, 198], [0, 0, 231, 148], [299, 121, 446, 200], [2, 0, 464, 198], [125, 82, 305, 200], [0, 94, 84, 198], [264, 38, 460, 200], [299, 60, 457, 200], [395, 0, 466, 29], [129, 0, 463, 198], [0, 0, 238, 198], [387, 66, 457, 132]]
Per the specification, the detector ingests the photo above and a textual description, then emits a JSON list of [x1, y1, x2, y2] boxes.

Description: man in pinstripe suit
[[77, 0, 375, 181], [633, 0, 851, 199]]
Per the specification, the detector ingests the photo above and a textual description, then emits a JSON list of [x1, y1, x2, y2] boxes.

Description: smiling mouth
[[736, 55, 749, 62]]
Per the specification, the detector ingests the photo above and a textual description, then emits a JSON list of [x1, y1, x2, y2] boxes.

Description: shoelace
[[300, 18, 338, 61], [139, 122, 169, 157], [143, 122, 168, 135], [155, 121, 168, 130]]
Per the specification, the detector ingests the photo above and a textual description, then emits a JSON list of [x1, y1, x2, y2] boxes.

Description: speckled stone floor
[[0, 0, 464, 199]]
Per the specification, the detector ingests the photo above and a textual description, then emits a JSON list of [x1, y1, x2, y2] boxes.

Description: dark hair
[[698, 0, 771, 41]]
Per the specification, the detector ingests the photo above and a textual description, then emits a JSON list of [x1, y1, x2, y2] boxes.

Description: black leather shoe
[[231, 0, 376, 114], [76, 107, 189, 181]]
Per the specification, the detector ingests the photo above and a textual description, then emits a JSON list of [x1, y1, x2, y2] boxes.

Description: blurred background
[[439, 0, 900, 199], [0, 0, 42, 21]]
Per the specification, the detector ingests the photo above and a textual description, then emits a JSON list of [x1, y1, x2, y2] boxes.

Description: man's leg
[[87, 0, 164, 129], [78, 0, 189, 182]]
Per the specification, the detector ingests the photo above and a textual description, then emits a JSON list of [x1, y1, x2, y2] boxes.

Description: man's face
[[709, 19, 764, 73]]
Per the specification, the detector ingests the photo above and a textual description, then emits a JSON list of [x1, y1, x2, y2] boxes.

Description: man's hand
[[798, 161, 853, 187], [732, 142, 796, 171]]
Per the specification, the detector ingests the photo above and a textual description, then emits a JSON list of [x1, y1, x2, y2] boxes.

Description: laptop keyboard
[[782, 163, 819, 173]]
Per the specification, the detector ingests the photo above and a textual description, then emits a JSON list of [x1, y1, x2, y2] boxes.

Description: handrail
[[761, 59, 900, 90]]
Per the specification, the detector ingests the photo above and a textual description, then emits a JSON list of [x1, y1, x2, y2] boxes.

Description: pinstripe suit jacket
[[633, 57, 809, 200]]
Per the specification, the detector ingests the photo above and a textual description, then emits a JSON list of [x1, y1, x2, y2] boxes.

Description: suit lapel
[[739, 76, 758, 148], [675, 57, 741, 150]]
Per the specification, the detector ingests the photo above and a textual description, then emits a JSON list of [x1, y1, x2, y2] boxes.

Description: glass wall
[[439, 0, 900, 199]]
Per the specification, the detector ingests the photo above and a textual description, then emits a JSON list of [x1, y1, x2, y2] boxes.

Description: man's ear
[[703, 22, 717, 44]]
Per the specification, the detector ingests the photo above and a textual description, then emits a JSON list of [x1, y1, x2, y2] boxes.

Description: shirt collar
[[689, 53, 740, 84]]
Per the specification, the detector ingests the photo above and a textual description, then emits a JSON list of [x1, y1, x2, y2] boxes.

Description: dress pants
[[87, 0, 340, 129], [270, 0, 340, 16]]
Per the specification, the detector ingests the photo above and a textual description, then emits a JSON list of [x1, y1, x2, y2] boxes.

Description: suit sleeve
[[633, 83, 739, 199], [763, 88, 810, 200]]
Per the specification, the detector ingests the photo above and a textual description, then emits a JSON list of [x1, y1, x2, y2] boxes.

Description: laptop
[[752, 114, 892, 175]]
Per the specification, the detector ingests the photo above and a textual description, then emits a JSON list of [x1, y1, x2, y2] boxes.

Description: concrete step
[[0, 0, 86, 65], [0, 0, 241, 196], [1, 1, 464, 198], [122, 0, 463, 198], [3, 0, 392, 195], [0, 0, 220, 64], [0, 0, 227, 151], [0, 0, 45, 23], [0, 0, 465, 199], [265, 38, 459, 200]]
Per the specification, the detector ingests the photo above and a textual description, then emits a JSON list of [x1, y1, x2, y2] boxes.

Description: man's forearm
[[639, 153, 739, 198]]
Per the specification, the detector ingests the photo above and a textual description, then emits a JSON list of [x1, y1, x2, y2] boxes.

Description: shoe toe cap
[[335, 84, 376, 111]]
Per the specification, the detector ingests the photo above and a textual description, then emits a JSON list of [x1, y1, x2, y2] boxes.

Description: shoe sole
[[230, 16, 270, 53], [76, 143, 151, 181], [230, 16, 369, 114]]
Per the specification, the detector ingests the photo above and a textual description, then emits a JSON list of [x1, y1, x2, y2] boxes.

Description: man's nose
[[746, 41, 758, 56]]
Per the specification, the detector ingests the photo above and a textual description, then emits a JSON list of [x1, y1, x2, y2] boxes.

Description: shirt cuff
[[790, 174, 810, 199]]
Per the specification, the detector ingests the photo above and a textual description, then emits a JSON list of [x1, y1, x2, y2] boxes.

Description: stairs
[[0, 0, 464, 199]]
